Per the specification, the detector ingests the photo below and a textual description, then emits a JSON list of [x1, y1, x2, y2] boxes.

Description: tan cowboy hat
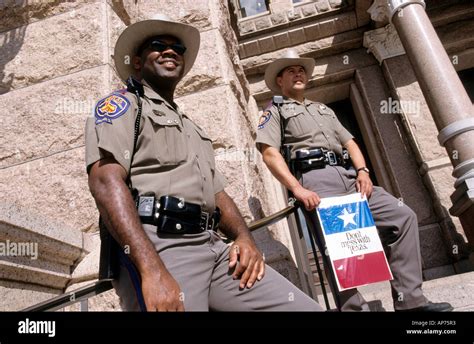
[[113, 13, 200, 81], [264, 49, 315, 93]]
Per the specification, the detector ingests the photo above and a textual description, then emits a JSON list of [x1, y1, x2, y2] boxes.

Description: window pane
[[239, 0, 268, 17], [293, 0, 304, 3]]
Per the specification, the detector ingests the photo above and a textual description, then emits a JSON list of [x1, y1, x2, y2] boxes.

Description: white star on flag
[[338, 208, 357, 227]]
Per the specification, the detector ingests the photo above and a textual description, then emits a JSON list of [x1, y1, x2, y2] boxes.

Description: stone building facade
[[0, 0, 472, 311]]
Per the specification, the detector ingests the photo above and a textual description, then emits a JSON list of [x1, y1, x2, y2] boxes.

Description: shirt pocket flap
[[150, 111, 181, 127], [318, 107, 334, 116], [281, 111, 304, 120]]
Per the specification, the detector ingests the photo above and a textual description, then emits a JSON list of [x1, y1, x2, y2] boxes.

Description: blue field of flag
[[318, 200, 375, 235]]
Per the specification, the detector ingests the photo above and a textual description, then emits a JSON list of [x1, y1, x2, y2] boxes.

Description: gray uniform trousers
[[113, 223, 323, 311], [300, 165, 428, 311]]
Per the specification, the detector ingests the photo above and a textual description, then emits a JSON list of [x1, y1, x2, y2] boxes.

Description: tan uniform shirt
[[255, 98, 354, 159], [85, 81, 226, 213]]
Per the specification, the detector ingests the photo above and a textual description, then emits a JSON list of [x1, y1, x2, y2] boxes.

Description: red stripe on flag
[[333, 251, 392, 290]]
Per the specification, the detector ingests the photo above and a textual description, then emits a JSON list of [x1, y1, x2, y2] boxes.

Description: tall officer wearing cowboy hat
[[256, 49, 453, 312], [85, 15, 322, 311]]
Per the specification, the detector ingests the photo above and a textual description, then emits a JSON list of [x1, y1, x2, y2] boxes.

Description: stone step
[[0, 203, 85, 310]]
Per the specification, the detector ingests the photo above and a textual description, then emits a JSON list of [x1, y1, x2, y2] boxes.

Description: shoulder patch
[[258, 110, 272, 130], [95, 93, 130, 124]]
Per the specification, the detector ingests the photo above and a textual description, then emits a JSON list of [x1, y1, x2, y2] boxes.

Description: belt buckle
[[327, 151, 337, 166], [200, 211, 210, 231]]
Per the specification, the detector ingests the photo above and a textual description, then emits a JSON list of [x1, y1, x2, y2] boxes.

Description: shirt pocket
[[282, 111, 311, 138], [317, 107, 338, 128], [149, 114, 188, 166]]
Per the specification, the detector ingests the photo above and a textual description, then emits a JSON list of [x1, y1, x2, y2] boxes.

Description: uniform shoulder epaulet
[[114, 88, 128, 95], [94, 90, 131, 125], [264, 100, 274, 111], [316, 102, 329, 110]]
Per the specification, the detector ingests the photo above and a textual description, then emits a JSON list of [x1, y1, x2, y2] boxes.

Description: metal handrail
[[23, 204, 299, 312], [248, 204, 297, 231], [23, 280, 113, 312]]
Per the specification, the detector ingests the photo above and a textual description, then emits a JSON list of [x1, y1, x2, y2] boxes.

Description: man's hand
[[261, 145, 320, 210], [215, 191, 266, 289], [292, 184, 321, 211], [356, 172, 373, 198], [228, 234, 265, 289], [141, 271, 184, 311]]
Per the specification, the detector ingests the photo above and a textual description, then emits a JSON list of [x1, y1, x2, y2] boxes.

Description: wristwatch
[[357, 167, 370, 175]]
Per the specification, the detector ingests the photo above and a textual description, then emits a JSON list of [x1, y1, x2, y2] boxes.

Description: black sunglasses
[[149, 40, 187, 55]]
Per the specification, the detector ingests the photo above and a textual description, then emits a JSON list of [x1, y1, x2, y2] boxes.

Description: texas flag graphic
[[317, 193, 393, 291]]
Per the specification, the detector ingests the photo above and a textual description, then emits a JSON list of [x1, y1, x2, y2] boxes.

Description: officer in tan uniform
[[256, 50, 453, 312], [85, 15, 322, 311]]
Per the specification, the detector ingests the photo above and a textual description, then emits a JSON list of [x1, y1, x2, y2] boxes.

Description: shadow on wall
[[108, 0, 133, 26], [440, 205, 472, 261], [0, 0, 27, 95], [247, 195, 266, 220]]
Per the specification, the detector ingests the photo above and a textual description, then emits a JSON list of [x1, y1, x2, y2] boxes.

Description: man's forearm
[[344, 140, 366, 170], [89, 165, 167, 276], [262, 146, 301, 192], [215, 191, 253, 241]]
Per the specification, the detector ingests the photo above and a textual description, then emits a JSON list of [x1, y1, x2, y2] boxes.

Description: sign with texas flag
[[317, 193, 393, 291]]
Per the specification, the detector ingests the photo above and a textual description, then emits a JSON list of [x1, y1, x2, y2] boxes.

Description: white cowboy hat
[[264, 49, 315, 93], [113, 13, 200, 81]]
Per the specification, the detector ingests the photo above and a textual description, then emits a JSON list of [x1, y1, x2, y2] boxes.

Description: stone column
[[362, 24, 464, 277], [369, 0, 474, 248]]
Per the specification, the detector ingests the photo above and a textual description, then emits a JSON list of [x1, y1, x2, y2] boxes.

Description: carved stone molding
[[367, 0, 426, 24], [367, 0, 389, 25], [363, 24, 405, 64]]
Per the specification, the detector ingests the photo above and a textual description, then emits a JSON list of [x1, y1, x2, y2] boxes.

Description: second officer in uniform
[[256, 49, 453, 312]]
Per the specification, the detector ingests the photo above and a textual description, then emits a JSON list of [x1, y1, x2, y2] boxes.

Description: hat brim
[[113, 19, 200, 82], [264, 57, 315, 93]]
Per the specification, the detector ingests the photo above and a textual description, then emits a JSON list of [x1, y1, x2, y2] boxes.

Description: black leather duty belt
[[136, 195, 220, 234], [292, 148, 348, 173]]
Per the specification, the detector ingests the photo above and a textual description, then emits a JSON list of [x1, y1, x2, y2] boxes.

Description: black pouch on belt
[[136, 194, 216, 234], [156, 195, 203, 234], [293, 148, 326, 173]]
